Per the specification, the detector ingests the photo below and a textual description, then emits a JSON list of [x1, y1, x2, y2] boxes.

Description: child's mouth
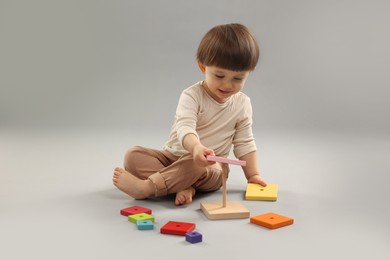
[[218, 89, 231, 94]]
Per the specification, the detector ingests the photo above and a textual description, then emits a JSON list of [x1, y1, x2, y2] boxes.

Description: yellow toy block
[[245, 183, 278, 201]]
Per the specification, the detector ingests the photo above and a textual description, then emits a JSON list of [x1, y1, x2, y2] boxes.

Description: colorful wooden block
[[245, 183, 278, 201], [128, 213, 154, 224], [250, 212, 294, 229], [136, 220, 154, 230], [160, 221, 195, 236], [120, 206, 152, 216], [200, 201, 250, 220], [185, 231, 202, 243], [206, 155, 246, 166]]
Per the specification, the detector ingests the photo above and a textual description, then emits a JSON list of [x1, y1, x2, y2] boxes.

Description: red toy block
[[206, 155, 246, 166], [120, 206, 152, 216], [160, 221, 196, 236], [250, 212, 294, 229]]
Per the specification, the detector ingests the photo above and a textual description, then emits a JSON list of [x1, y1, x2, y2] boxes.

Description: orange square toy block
[[250, 212, 294, 229]]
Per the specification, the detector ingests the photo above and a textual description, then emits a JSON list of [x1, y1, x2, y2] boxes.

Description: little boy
[[113, 23, 267, 205]]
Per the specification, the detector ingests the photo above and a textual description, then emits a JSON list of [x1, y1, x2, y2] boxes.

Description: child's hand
[[248, 174, 267, 187], [192, 144, 216, 167]]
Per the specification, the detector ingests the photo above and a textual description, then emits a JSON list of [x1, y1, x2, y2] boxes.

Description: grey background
[[1, 1, 389, 259]]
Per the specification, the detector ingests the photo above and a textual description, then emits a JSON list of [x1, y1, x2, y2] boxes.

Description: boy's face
[[198, 63, 250, 103]]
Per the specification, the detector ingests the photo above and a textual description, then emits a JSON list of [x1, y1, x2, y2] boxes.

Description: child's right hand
[[192, 144, 216, 167]]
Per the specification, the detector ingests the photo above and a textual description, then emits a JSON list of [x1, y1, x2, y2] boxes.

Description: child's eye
[[234, 78, 243, 81], [215, 75, 224, 79]]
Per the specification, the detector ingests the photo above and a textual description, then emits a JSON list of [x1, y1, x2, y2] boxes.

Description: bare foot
[[247, 174, 267, 187], [175, 187, 196, 206], [112, 167, 154, 199]]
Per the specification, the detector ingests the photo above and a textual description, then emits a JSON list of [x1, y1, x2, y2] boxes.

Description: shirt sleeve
[[232, 98, 257, 158], [175, 89, 200, 147]]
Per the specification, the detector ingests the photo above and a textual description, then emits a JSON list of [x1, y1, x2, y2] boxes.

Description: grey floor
[[1, 128, 389, 260], [1, 0, 390, 259]]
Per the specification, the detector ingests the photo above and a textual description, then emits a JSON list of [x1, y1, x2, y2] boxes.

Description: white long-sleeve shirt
[[163, 81, 257, 158]]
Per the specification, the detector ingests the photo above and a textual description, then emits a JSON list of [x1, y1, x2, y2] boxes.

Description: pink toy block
[[160, 221, 195, 236], [120, 206, 152, 216], [207, 155, 246, 166]]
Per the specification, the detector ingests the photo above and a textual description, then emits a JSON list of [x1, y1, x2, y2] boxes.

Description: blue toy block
[[185, 231, 202, 243], [137, 220, 154, 230]]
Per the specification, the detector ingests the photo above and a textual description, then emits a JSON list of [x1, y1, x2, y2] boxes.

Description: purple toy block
[[185, 231, 202, 243]]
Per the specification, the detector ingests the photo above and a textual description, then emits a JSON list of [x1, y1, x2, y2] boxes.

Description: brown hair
[[197, 23, 259, 71]]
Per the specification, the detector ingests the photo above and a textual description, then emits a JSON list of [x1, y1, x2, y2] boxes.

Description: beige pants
[[124, 146, 229, 197]]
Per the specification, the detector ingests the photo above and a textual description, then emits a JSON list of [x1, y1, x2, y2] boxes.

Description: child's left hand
[[247, 174, 267, 187]]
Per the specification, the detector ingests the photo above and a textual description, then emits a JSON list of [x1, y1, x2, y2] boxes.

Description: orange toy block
[[250, 212, 294, 229]]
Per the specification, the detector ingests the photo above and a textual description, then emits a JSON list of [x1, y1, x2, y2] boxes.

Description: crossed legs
[[112, 146, 224, 205]]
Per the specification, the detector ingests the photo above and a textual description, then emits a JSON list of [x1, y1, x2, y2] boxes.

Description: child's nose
[[222, 80, 234, 90]]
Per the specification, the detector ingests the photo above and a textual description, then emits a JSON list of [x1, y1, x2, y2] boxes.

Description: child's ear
[[197, 60, 206, 73]]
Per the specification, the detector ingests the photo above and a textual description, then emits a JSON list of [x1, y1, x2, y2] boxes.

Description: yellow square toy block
[[245, 183, 278, 201]]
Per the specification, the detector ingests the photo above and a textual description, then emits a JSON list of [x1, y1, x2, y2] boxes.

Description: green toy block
[[128, 213, 154, 224]]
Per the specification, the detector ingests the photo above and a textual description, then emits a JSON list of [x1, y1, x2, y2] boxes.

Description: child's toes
[[175, 195, 184, 205], [114, 167, 124, 173]]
